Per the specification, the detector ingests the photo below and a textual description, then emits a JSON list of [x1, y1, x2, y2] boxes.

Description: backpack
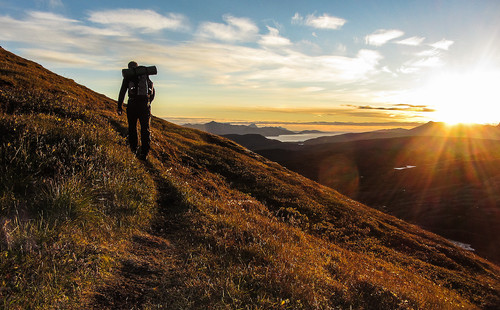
[[128, 74, 150, 97], [122, 65, 156, 102]]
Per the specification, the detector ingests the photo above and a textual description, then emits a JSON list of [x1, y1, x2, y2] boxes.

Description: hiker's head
[[128, 61, 138, 69]]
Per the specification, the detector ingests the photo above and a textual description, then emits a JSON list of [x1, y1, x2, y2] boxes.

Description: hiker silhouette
[[117, 61, 155, 160]]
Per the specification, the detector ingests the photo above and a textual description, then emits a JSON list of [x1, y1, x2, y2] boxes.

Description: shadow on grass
[[107, 117, 128, 139]]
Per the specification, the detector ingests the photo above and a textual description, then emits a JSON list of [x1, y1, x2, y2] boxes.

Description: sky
[[1, 0, 500, 132]]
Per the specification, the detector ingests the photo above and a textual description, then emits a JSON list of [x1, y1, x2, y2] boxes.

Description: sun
[[417, 70, 500, 125]]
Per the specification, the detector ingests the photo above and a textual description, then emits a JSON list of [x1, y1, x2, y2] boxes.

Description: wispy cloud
[[399, 56, 444, 74], [27, 11, 77, 24], [351, 104, 435, 112], [292, 13, 346, 30], [429, 39, 454, 50], [0, 12, 123, 54], [416, 49, 440, 57], [197, 15, 258, 42], [396, 36, 425, 46], [229, 104, 417, 119], [19, 48, 103, 66], [240, 49, 382, 84], [88, 9, 189, 33], [365, 29, 404, 46], [259, 26, 292, 47], [258, 121, 423, 127]]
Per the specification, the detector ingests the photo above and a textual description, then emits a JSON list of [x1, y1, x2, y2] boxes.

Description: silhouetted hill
[[1, 47, 499, 309], [304, 127, 411, 145], [408, 121, 500, 139], [184, 121, 296, 136], [302, 122, 500, 146]]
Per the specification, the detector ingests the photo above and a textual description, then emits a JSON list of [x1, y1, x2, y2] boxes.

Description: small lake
[[267, 132, 346, 142], [394, 165, 417, 170]]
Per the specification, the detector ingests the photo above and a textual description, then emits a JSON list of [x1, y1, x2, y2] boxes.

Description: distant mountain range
[[183, 121, 324, 136], [305, 121, 500, 145], [225, 121, 500, 151]]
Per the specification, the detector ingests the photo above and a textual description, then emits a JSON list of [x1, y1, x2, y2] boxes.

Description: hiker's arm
[[117, 78, 128, 112]]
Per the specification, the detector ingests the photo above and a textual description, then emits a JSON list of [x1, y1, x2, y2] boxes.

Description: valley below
[[229, 132, 500, 264]]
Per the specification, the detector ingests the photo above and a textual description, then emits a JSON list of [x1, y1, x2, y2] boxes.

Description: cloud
[[352, 104, 435, 112], [306, 13, 346, 29], [197, 15, 258, 42], [365, 29, 404, 46], [291, 13, 302, 24], [235, 49, 382, 84], [0, 12, 123, 53], [396, 38, 453, 73], [19, 48, 102, 66], [221, 106, 425, 125], [411, 57, 443, 67], [399, 55, 444, 74], [396, 36, 425, 46], [259, 26, 292, 47], [429, 39, 454, 50], [292, 13, 346, 30], [88, 9, 189, 32], [161, 37, 382, 88], [261, 121, 423, 127], [28, 11, 77, 24], [416, 49, 440, 57]]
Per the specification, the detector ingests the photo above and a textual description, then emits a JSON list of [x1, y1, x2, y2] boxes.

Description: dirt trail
[[89, 162, 195, 309]]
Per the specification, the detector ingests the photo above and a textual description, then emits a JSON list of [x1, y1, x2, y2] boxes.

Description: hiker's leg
[[138, 103, 151, 158], [127, 103, 139, 152]]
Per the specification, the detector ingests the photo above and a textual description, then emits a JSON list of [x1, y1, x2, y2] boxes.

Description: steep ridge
[[0, 48, 499, 309]]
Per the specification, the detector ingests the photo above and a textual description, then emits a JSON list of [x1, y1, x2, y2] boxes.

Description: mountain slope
[[258, 136, 500, 264], [303, 122, 500, 146], [0, 47, 499, 309]]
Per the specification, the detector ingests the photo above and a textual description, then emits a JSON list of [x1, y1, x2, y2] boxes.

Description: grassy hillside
[[0, 47, 499, 309], [258, 136, 500, 264]]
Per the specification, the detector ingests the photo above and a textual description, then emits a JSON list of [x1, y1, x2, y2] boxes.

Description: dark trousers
[[126, 97, 151, 156]]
